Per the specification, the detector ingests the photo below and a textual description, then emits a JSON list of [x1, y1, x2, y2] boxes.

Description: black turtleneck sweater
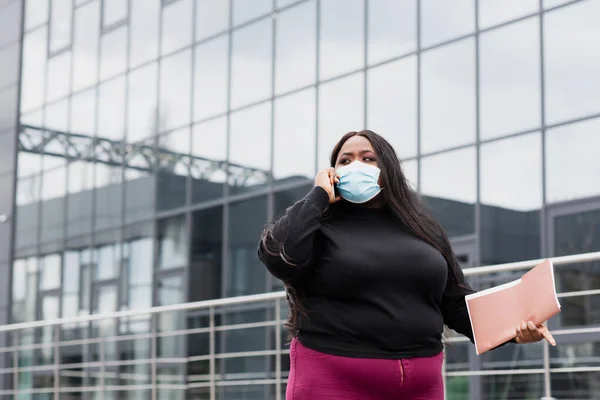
[[258, 186, 477, 359]]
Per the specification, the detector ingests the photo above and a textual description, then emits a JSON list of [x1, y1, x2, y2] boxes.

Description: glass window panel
[[98, 76, 125, 140], [190, 207, 223, 301], [318, 72, 364, 170], [196, 0, 229, 40], [191, 117, 227, 203], [543, 0, 571, 9], [72, 1, 100, 92], [319, 0, 364, 80], [546, 117, 600, 203], [273, 88, 316, 184], [228, 102, 271, 195], [157, 275, 184, 357], [66, 159, 94, 238], [124, 225, 153, 310], [544, 0, 600, 125], [158, 216, 187, 270], [130, 0, 160, 68], [367, 0, 417, 65], [227, 197, 267, 296], [161, 0, 193, 56], [479, 0, 538, 29], [482, 374, 544, 399], [46, 52, 72, 103], [20, 28, 48, 111], [127, 63, 158, 143], [124, 154, 154, 225], [480, 133, 542, 265], [92, 285, 117, 359], [194, 36, 229, 120], [50, 0, 72, 52], [40, 254, 62, 290], [157, 127, 190, 211], [0, 42, 19, 89], [277, 0, 300, 7], [421, 147, 476, 236], [43, 98, 69, 133], [367, 56, 417, 159], [480, 17, 541, 140], [103, 0, 127, 26], [231, 19, 272, 109], [420, 0, 474, 48], [402, 159, 418, 191], [95, 243, 120, 281], [551, 370, 600, 399], [25, 0, 49, 29], [421, 38, 475, 154], [274, 0, 316, 95], [95, 163, 123, 230], [70, 88, 96, 135], [233, 0, 272, 26], [12, 259, 27, 303], [159, 49, 192, 132], [555, 293, 600, 329], [100, 26, 127, 81]]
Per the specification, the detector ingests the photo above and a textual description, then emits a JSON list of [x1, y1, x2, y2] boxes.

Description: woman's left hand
[[515, 321, 556, 346]]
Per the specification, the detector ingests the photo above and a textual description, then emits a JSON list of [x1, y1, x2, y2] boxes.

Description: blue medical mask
[[335, 161, 382, 204]]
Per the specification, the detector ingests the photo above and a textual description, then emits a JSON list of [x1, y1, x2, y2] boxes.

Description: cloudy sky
[[14, 0, 600, 213]]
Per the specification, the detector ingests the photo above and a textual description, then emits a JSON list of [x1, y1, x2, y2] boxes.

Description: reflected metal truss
[[18, 125, 270, 186]]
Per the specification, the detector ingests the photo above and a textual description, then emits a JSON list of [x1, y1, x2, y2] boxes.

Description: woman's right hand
[[315, 168, 341, 204]]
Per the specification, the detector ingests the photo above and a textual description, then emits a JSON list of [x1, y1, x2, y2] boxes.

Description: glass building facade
[[1, 0, 600, 398]]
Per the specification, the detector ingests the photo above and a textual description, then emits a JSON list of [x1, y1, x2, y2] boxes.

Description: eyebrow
[[340, 150, 374, 157]]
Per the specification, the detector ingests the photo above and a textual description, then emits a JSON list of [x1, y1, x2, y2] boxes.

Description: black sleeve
[[257, 186, 330, 282], [441, 264, 517, 348]]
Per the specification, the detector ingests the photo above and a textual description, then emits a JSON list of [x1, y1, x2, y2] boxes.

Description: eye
[[363, 156, 376, 162], [339, 158, 351, 165]]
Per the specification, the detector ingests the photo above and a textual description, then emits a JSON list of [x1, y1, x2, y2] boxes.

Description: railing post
[[209, 307, 216, 400], [275, 299, 282, 400], [99, 335, 105, 398], [12, 333, 18, 396], [53, 325, 59, 400], [151, 314, 158, 400]]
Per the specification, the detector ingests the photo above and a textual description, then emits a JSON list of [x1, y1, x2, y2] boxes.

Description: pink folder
[[465, 260, 562, 355]]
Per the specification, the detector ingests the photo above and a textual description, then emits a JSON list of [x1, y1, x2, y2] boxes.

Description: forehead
[[339, 136, 374, 154]]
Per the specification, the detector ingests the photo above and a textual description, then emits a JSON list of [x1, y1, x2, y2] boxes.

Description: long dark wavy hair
[[270, 130, 474, 339]]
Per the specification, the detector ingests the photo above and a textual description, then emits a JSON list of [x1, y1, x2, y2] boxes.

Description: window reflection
[[95, 231, 121, 281], [544, 0, 600, 125], [67, 160, 94, 237], [273, 88, 316, 184], [190, 207, 223, 301], [421, 147, 476, 236], [318, 72, 364, 170], [49, 0, 72, 52], [124, 145, 154, 224], [275, 0, 316, 95], [130, 0, 160, 68], [231, 19, 273, 109], [420, 0, 474, 48], [479, 0, 538, 29], [92, 285, 118, 360], [46, 52, 71, 103], [40, 254, 62, 291], [546, 117, 600, 203], [159, 49, 192, 132], [421, 38, 475, 154], [127, 63, 158, 143], [161, 0, 193, 56], [100, 26, 127, 81], [124, 223, 153, 310], [98, 76, 126, 141], [95, 163, 123, 230], [194, 36, 229, 120], [73, 1, 100, 92], [320, 0, 364, 80], [40, 156, 66, 244], [233, 0, 272, 26], [157, 128, 191, 211], [20, 28, 47, 111], [157, 275, 185, 357], [228, 102, 272, 195], [103, 0, 128, 27], [227, 197, 267, 297], [191, 117, 227, 203], [402, 159, 418, 191], [367, 0, 416, 65], [480, 17, 540, 140], [158, 216, 188, 270], [367, 56, 417, 159], [196, 0, 229, 40], [480, 133, 542, 265]]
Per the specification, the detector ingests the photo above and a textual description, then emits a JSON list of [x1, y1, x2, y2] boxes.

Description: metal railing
[[0, 252, 599, 400]]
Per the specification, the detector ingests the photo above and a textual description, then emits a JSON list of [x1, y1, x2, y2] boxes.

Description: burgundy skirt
[[286, 338, 444, 400]]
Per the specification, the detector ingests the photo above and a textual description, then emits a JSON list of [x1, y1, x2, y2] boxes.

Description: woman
[[258, 131, 555, 399]]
